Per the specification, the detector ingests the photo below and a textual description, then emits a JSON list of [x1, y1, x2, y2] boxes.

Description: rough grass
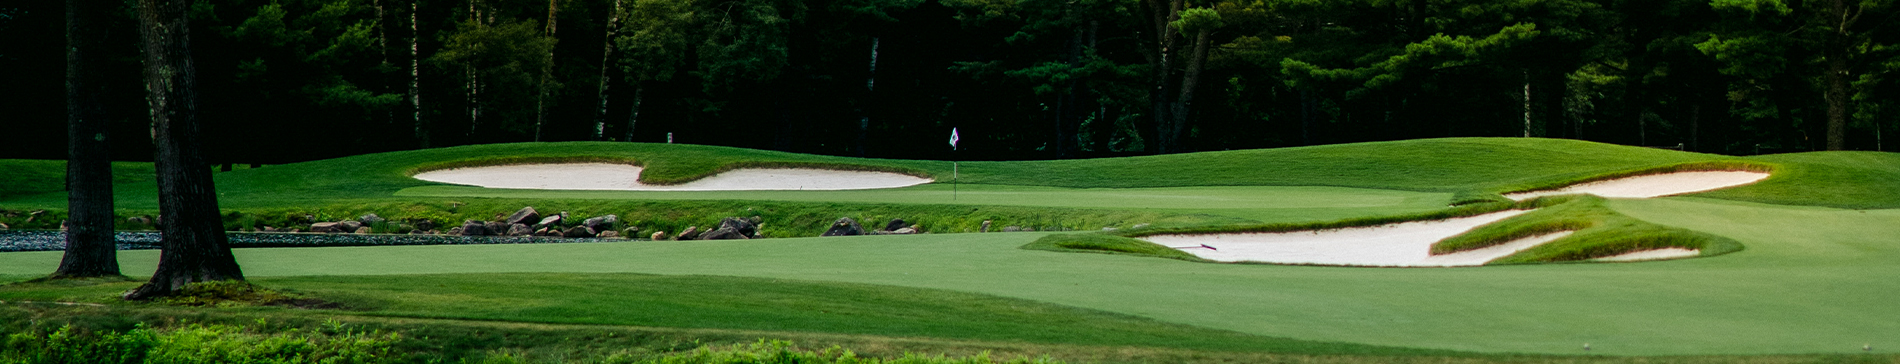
[[1020, 234, 1208, 262]]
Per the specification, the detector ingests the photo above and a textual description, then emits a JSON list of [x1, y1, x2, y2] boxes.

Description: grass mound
[[1433, 196, 1744, 263], [154, 281, 341, 309], [1022, 234, 1206, 262]]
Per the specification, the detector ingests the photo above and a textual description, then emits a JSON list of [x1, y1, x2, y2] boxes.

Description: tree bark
[[1823, 0, 1849, 150], [1144, 0, 1181, 154], [533, 0, 559, 142], [857, 37, 879, 157], [1167, 28, 1210, 153], [624, 82, 643, 141], [411, 0, 426, 148], [125, 0, 244, 299], [55, 0, 121, 279], [593, 0, 624, 141]]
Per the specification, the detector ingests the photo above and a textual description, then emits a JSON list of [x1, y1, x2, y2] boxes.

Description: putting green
[[2, 197, 1891, 356]]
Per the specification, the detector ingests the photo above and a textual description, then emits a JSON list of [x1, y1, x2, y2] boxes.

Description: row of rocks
[[655, 216, 764, 241], [821, 217, 920, 236]]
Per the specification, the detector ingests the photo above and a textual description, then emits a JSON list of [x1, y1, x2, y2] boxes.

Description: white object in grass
[[1504, 171, 1769, 201], [1141, 210, 1575, 267], [414, 163, 932, 191]]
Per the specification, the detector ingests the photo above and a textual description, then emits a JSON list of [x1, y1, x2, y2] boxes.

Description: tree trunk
[[411, 0, 426, 148], [1522, 69, 1532, 137], [1144, 0, 1181, 154], [593, 0, 624, 141], [125, 0, 244, 299], [624, 81, 643, 141], [533, 0, 559, 142], [1299, 89, 1317, 145], [1166, 28, 1211, 153], [856, 37, 879, 157], [55, 0, 121, 279], [1822, 0, 1853, 150]]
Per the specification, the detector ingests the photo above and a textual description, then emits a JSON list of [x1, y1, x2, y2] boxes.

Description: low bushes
[[1, 322, 407, 364]]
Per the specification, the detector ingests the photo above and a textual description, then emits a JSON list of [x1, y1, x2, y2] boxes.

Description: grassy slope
[[3, 200, 1895, 356], [3, 138, 1895, 210]]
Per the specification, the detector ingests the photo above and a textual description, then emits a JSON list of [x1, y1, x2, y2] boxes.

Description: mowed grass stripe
[[3, 200, 1896, 356]]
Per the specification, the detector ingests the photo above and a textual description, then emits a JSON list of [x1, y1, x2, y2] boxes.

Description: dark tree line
[[2, 0, 1898, 166]]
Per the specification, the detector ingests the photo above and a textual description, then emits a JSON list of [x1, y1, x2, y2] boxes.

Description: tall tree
[[613, 0, 696, 141], [593, 0, 627, 140], [124, 0, 246, 299], [53, 0, 121, 279], [1699, 0, 1898, 150], [533, 0, 560, 141]]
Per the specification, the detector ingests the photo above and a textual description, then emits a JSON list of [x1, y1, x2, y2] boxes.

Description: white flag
[[949, 128, 960, 149]]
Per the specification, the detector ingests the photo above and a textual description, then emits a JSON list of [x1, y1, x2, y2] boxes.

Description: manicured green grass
[[4, 198, 1896, 356], [1436, 196, 1745, 263]]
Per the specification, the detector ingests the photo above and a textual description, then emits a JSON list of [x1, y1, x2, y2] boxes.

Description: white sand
[[1591, 248, 1700, 262], [412, 163, 932, 191], [1141, 210, 1577, 267], [1504, 171, 1770, 201]]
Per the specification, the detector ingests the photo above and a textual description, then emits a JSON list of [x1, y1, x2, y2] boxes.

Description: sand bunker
[[1141, 210, 1578, 267], [413, 163, 932, 191], [1591, 248, 1700, 262], [1504, 171, 1769, 201]]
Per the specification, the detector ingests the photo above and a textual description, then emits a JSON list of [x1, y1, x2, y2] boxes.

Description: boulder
[[358, 213, 385, 226], [459, 220, 488, 236], [337, 220, 364, 233], [310, 222, 340, 233], [447, 226, 466, 235], [981, 220, 992, 233], [889, 226, 918, 234], [1002, 226, 1021, 232], [506, 224, 532, 236], [536, 228, 562, 237], [505, 207, 540, 225], [699, 227, 748, 240], [353, 226, 372, 234], [717, 217, 758, 237], [261, 226, 277, 232], [821, 217, 864, 236], [535, 215, 563, 229], [882, 219, 908, 232], [410, 219, 436, 232], [597, 231, 620, 238], [675, 226, 700, 240], [650, 231, 668, 240], [563, 226, 596, 238], [582, 215, 618, 231], [621, 227, 640, 238], [484, 221, 509, 236]]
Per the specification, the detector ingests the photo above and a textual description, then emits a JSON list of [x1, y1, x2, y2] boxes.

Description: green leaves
[[1170, 7, 1224, 36], [1283, 23, 1541, 98]]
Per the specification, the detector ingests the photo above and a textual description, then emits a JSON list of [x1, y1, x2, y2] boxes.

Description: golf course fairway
[[1, 137, 1895, 360]]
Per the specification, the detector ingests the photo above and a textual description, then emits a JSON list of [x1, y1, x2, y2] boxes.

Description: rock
[[459, 220, 487, 236], [675, 226, 700, 240], [650, 231, 667, 240], [752, 223, 765, 238], [484, 221, 509, 236], [358, 213, 385, 225], [621, 227, 640, 238], [882, 219, 908, 232], [409, 229, 430, 235], [261, 226, 277, 232], [1132, 223, 1150, 229], [287, 229, 301, 233], [889, 226, 918, 234], [563, 226, 596, 238], [506, 224, 532, 236], [981, 220, 992, 233], [353, 226, 372, 234], [127, 216, 150, 225], [597, 231, 620, 238], [0, 222, 8, 230], [505, 207, 540, 225], [1002, 226, 1021, 232], [535, 215, 563, 229], [748, 216, 763, 224], [536, 228, 562, 237], [699, 227, 748, 240], [1102, 227, 1118, 231], [410, 219, 436, 231], [337, 220, 364, 233], [311, 222, 340, 233], [582, 215, 618, 231], [822, 217, 864, 236], [717, 217, 758, 237]]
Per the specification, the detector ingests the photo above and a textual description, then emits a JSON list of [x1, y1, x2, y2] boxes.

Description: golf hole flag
[[949, 128, 960, 150]]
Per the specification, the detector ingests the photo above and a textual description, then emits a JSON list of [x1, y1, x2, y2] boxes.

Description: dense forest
[[1, 0, 1895, 163]]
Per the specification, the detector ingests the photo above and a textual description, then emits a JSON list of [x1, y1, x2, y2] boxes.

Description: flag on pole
[[949, 128, 960, 150]]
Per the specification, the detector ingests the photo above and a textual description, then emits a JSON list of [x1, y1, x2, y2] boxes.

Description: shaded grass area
[[0, 273, 1437, 356], [1020, 234, 1207, 262]]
